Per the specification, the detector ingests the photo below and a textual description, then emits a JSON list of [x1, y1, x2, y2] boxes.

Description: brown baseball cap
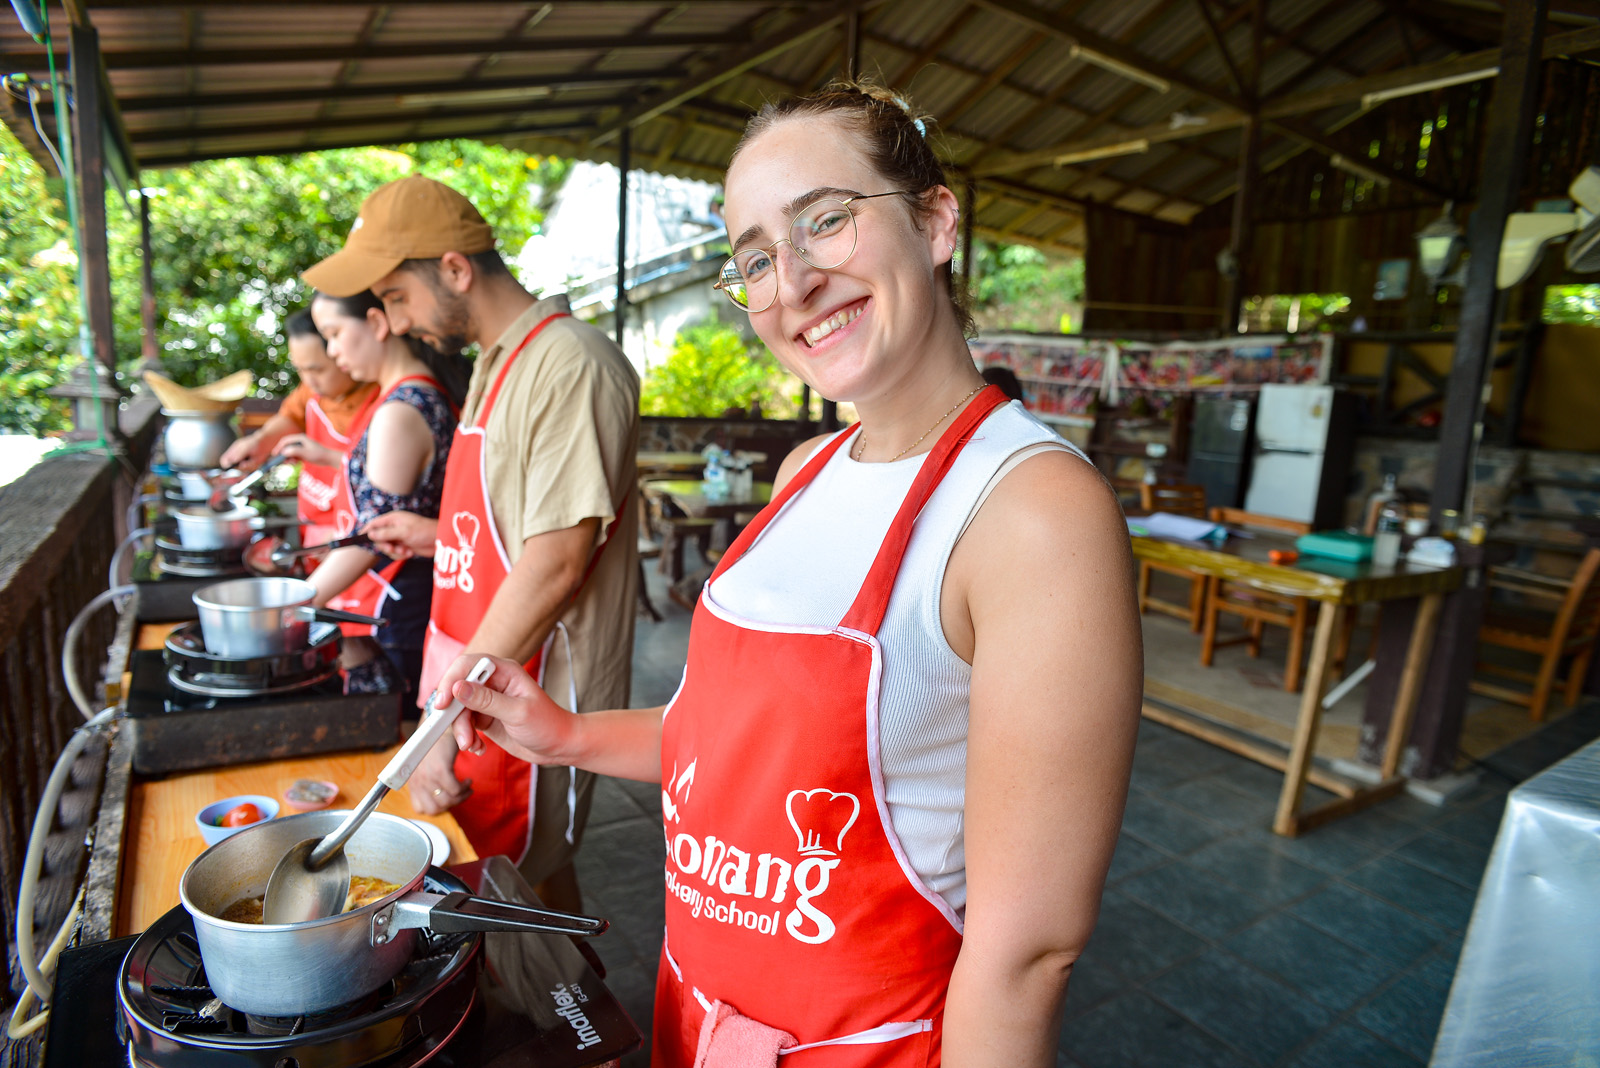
[[301, 175, 496, 296]]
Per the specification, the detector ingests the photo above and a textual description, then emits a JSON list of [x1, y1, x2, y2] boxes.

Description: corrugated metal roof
[[1, 0, 1546, 253]]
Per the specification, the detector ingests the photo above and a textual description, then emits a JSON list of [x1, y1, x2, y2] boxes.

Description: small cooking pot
[[180, 810, 607, 1016], [174, 504, 264, 550], [193, 577, 388, 658], [163, 409, 238, 471], [172, 469, 221, 502]]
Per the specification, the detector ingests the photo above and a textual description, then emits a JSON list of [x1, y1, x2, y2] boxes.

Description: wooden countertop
[[117, 622, 476, 937], [117, 747, 478, 936]]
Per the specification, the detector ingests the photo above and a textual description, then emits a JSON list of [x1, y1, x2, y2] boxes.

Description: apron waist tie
[[551, 620, 580, 845]]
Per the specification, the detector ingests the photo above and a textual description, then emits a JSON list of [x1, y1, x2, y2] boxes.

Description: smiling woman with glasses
[[426, 81, 1141, 1068]]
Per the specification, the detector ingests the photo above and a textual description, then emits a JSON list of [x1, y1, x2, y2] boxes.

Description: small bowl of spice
[[282, 779, 340, 812]]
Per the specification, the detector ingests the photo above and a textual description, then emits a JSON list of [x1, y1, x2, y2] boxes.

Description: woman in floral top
[[279, 290, 466, 695]]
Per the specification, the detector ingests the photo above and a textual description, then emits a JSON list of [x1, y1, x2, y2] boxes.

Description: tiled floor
[[576, 558, 1600, 1067]]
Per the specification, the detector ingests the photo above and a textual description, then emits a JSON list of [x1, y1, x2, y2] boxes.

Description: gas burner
[[154, 536, 247, 579], [163, 620, 341, 697], [120, 868, 481, 1068]]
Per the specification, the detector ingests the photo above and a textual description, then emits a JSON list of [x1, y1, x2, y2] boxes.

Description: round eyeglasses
[[714, 191, 911, 313]]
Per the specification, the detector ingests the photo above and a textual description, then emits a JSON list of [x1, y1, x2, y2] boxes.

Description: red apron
[[299, 391, 372, 547], [654, 386, 1007, 1067], [415, 313, 566, 864], [324, 374, 441, 638]]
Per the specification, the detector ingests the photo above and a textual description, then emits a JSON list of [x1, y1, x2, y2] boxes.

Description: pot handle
[[304, 607, 390, 628], [377, 891, 608, 944]]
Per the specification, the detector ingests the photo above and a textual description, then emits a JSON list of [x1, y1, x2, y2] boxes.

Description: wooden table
[[644, 479, 773, 519], [637, 451, 708, 474], [117, 622, 475, 935], [1131, 531, 1462, 836]]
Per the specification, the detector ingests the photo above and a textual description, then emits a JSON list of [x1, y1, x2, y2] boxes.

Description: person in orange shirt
[[220, 309, 379, 469], [220, 309, 380, 542]]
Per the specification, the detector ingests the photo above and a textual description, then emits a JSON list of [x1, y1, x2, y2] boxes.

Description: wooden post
[[138, 191, 162, 371], [70, 24, 116, 375], [615, 127, 630, 348], [1432, 0, 1548, 521], [1220, 0, 1264, 334]]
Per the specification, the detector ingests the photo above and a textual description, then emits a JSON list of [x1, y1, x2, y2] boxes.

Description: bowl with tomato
[[195, 795, 280, 845]]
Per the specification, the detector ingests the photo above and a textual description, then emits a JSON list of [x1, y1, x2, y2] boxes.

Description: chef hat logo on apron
[[431, 511, 481, 594], [785, 789, 859, 857]]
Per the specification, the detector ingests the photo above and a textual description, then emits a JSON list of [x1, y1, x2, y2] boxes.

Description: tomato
[[221, 803, 261, 827]]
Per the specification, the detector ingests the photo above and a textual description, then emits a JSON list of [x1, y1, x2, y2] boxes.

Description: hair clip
[[913, 117, 927, 138]]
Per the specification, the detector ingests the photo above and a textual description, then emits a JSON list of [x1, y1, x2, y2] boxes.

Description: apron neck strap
[[705, 422, 860, 586], [478, 312, 569, 425], [839, 385, 1008, 635]]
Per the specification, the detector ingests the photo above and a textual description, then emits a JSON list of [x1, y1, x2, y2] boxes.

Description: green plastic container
[[1295, 530, 1374, 562]]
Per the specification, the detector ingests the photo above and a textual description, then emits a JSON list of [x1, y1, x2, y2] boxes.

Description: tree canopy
[[0, 124, 568, 435]]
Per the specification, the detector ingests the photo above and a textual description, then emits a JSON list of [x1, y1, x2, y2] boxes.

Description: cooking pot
[[172, 469, 220, 501], [180, 810, 607, 1016], [174, 504, 264, 550], [163, 409, 237, 471], [193, 577, 388, 658]]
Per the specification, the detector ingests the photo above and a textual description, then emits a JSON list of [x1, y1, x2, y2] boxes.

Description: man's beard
[[422, 288, 472, 355]]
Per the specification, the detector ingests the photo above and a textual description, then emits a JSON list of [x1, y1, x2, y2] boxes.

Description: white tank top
[[707, 400, 1086, 914]]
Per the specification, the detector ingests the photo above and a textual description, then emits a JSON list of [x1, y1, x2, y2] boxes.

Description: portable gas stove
[[132, 523, 251, 622], [124, 627, 403, 775], [42, 857, 640, 1068]]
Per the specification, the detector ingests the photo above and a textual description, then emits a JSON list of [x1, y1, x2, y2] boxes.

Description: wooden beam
[[971, 0, 1249, 113], [888, 4, 980, 88], [116, 70, 680, 112], [975, 22, 1600, 182], [589, 0, 887, 144], [69, 24, 116, 375], [1434, 0, 1549, 521], [136, 119, 595, 168], [128, 96, 631, 145], [1195, 0, 1248, 99], [12, 32, 747, 72]]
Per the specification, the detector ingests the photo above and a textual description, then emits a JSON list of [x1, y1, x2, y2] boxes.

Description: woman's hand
[[362, 511, 438, 560], [438, 653, 578, 766], [407, 735, 471, 815], [220, 431, 270, 471], [276, 432, 341, 469]]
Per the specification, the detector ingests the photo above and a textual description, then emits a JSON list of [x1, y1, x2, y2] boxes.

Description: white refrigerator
[[1242, 384, 1357, 531]]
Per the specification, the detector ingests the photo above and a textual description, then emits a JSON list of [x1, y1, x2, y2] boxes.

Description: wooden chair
[[1137, 483, 1211, 632], [641, 484, 716, 583], [1199, 508, 1315, 692], [1471, 549, 1600, 721]]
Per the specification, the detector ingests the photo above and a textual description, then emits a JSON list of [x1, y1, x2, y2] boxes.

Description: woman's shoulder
[[773, 431, 845, 491]]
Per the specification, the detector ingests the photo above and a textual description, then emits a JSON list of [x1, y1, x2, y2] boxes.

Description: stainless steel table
[[1431, 737, 1600, 1066]]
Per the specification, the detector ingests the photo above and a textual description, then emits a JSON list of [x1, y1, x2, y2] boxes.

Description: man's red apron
[[324, 374, 440, 638], [299, 391, 372, 547], [655, 386, 1007, 1067], [416, 313, 574, 864]]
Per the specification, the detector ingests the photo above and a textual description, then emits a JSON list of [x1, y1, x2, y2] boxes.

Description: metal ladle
[[262, 656, 497, 924]]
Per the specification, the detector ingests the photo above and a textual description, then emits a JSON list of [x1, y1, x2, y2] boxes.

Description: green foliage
[[1239, 293, 1352, 333], [0, 127, 570, 434], [0, 121, 77, 433], [640, 320, 798, 418], [967, 240, 1085, 334], [1542, 284, 1600, 326]]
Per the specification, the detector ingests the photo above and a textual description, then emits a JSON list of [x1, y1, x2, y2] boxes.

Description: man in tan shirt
[[303, 175, 639, 910]]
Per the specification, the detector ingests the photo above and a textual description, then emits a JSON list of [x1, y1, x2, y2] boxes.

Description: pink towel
[[692, 999, 798, 1068]]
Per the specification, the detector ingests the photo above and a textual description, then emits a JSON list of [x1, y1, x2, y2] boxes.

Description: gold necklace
[[853, 384, 985, 463]]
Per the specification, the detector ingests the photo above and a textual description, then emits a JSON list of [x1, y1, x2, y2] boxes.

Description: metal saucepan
[[172, 469, 222, 501], [163, 409, 237, 471], [180, 810, 607, 1016], [174, 504, 265, 550], [193, 576, 387, 658]]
